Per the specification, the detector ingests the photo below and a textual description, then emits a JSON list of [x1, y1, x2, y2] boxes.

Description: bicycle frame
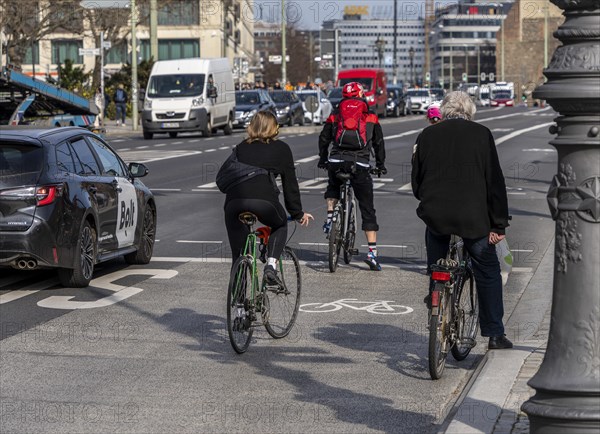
[[238, 231, 260, 307]]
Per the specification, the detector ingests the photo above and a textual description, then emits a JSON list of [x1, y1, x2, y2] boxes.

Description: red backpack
[[334, 99, 369, 150]]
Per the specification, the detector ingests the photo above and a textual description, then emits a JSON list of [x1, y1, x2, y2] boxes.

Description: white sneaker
[[116, 120, 121, 126]]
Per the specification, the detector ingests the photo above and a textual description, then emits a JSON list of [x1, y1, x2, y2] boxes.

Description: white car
[[297, 89, 333, 125], [405, 88, 432, 114]]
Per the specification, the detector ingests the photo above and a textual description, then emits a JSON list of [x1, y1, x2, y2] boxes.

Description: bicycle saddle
[[335, 171, 352, 181], [238, 212, 258, 226]]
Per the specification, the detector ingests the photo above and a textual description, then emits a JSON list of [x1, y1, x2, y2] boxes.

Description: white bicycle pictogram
[[299, 298, 414, 315]]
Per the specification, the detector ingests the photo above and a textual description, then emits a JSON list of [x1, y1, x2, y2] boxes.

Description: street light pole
[[449, 45, 453, 91], [150, 0, 158, 61], [281, 0, 286, 85], [408, 46, 415, 87], [393, 0, 397, 84], [375, 36, 386, 70], [131, 0, 138, 131], [521, 0, 600, 431], [477, 44, 481, 87]]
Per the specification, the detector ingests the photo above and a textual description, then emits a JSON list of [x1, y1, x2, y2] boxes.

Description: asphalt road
[[1, 106, 558, 433]]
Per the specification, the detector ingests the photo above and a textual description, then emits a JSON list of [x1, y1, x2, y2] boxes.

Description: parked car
[[386, 85, 407, 117], [234, 90, 277, 128], [326, 87, 344, 109], [0, 127, 156, 287], [405, 88, 432, 114], [269, 90, 305, 126], [297, 89, 333, 125], [429, 88, 445, 104]]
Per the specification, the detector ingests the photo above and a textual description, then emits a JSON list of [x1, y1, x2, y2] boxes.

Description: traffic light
[[462, 72, 468, 82]]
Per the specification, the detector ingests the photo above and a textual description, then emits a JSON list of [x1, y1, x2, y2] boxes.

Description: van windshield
[[147, 74, 206, 98], [338, 78, 373, 91]]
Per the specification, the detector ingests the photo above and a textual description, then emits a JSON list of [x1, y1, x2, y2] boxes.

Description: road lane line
[[361, 245, 408, 248], [112, 139, 125, 142], [205, 149, 216, 152], [219, 146, 229, 150], [0, 279, 58, 305], [523, 148, 555, 152], [137, 146, 149, 149], [478, 107, 551, 123], [197, 182, 217, 188], [176, 240, 223, 244], [512, 249, 534, 252], [150, 188, 181, 192], [299, 243, 329, 246], [398, 183, 412, 191], [121, 147, 131, 151], [384, 129, 421, 140], [172, 141, 183, 145], [495, 122, 554, 146], [154, 143, 167, 147], [296, 155, 320, 164]]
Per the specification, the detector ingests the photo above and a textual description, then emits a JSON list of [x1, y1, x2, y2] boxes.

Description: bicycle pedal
[[348, 248, 359, 256]]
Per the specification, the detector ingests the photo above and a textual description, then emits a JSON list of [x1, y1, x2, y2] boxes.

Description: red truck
[[337, 69, 387, 117]]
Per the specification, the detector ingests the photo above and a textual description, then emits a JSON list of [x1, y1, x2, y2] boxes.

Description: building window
[[159, 0, 199, 26], [140, 39, 200, 61], [106, 42, 128, 64], [24, 43, 40, 65], [51, 40, 83, 64]]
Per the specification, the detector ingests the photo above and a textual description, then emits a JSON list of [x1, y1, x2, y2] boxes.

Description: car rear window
[[0, 143, 43, 188]]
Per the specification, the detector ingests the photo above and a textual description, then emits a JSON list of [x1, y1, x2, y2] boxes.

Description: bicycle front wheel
[[451, 269, 479, 361], [429, 283, 451, 380], [264, 247, 302, 338], [328, 208, 343, 272], [227, 256, 254, 354]]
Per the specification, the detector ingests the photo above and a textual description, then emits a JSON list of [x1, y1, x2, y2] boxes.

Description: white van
[[142, 58, 235, 139]]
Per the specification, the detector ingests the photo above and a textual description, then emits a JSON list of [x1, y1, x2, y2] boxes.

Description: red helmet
[[342, 82, 363, 98]]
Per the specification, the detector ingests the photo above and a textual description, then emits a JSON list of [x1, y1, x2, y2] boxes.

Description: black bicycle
[[428, 235, 479, 380]]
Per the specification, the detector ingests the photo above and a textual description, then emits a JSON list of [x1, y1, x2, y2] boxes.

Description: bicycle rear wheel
[[263, 247, 302, 338], [343, 200, 357, 265], [451, 269, 479, 361], [428, 283, 451, 380], [328, 206, 343, 272], [227, 256, 254, 354]]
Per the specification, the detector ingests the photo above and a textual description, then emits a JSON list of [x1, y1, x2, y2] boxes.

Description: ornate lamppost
[[521, 0, 600, 432], [375, 36, 386, 69], [408, 46, 415, 87]]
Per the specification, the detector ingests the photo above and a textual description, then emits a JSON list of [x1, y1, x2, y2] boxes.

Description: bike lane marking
[[299, 298, 414, 315], [0, 279, 58, 305]]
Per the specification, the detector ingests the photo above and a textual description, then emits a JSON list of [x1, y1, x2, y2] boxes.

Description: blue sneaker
[[364, 252, 382, 271], [322, 220, 331, 234]]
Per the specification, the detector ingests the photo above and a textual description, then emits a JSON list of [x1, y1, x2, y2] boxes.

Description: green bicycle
[[227, 212, 302, 354]]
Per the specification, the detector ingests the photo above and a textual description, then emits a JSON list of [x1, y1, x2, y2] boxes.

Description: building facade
[[2, 0, 255, 84]]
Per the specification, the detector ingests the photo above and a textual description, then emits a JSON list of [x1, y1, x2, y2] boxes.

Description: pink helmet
[[427, 105, 442, 120]]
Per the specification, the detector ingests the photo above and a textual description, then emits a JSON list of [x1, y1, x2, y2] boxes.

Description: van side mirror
[[208, 86, 218, 99]]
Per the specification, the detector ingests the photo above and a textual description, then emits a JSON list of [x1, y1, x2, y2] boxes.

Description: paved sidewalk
[[444, 239, 554, 434]]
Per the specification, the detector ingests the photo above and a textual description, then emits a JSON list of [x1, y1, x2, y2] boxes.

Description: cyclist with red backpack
[[318, 82, 386, 271]]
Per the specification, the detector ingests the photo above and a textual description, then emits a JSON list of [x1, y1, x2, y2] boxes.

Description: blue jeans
[[115, 102, 127, 123], [425, 228, 505, 337]]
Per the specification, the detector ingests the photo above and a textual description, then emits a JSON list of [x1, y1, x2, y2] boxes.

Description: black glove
[[377, 165, 388, 175], [318, 160, 329, 170]]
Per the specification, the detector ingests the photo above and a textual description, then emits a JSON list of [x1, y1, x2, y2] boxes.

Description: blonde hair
[[246, 111, 279, 143], [441, 91, 476, 121]]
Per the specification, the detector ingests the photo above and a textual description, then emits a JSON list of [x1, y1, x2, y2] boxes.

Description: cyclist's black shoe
[[364, 253, 382, 271], [264, 265, 283, 286], [488, 335, 513, 350], [423, 294, 432, 309]]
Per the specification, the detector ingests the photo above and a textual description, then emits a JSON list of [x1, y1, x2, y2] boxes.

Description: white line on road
[[0, 279, 58, 305], [508, 192, 527, 195], [512, 267, 534, 273], [176, 240, 223, 244], [384, 129, 421, 140], [512, 249, 534, 252], [121, 147, 131, 151], [154, 143, 167, 147], [219, 146, 230, 150], [150, 188, 181, 192], [112, 139, 125, 142], [398, 183, 412, 191], [172, 141, 183, 145], [189, 139, 200, 143], [296, 155, 320, 164], [523, 148, 555, 152], [196, 182, 217, 188], [361, 244, 408, 248], [133, 150, 204, 163], [495, 122, 554, 146], [137, 146, 149, 149], [205, 149, 216, 152], [478, 107, 551, 123], [492, 128, 514, 132], [299, 243, 329, 246]]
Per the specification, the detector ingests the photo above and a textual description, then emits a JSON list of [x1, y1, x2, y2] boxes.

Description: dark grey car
[[0, 127, 156, 287]]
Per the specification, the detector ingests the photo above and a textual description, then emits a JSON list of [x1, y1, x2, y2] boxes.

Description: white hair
[[441, 91, 477, 121]]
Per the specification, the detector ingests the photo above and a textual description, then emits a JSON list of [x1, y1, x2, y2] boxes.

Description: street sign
[[79, 48, 100, 56], [426, 72, 431, 82], [102, 41, 112, 49], [268, 55, 290, 64], [462, 72, 468, 82]]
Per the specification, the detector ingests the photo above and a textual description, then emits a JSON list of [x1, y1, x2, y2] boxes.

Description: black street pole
[[393, 0, 397, 84], [521, 0, 600, 432]]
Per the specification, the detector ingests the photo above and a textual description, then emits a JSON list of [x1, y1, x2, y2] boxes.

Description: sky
[[254, 0, 432, 30]]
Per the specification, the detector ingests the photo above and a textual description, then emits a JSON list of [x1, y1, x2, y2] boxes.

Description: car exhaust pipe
[[16, 259, 28, 269], [26, 259, 37, 269]]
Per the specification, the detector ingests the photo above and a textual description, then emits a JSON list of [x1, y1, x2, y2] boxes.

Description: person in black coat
[[411, 91, 513, 350], [224, 111, 313, 284]]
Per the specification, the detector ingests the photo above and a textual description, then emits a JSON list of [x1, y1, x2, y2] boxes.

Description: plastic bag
[[496, 238, 513, 287]]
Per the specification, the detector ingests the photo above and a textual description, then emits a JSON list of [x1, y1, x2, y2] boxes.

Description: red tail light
[[256, 226, 271, 243], [431, 271, 451, 282], [431, 290, 440, 307], [36, 186, 58, 206]]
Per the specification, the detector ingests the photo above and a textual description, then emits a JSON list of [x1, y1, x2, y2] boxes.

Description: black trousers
[[225, 198, 288, 260], [324, 162, 379, 231]]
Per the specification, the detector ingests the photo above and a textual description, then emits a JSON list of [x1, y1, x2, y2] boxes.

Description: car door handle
[[88, 185, 97, 195], [111, 180, 122, 193]]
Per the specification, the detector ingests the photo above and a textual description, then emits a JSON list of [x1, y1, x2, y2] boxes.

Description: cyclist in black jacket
[[318, 82, 386, 271], [224, 111, 313, 285]]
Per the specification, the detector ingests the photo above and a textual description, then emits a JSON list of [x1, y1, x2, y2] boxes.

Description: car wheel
[[58, 220, 96, 288], [223, 116, 233, 135], [394, 106, 400, 117], [203, 117, 212, 137], [143, 131, 153, 140], [169, 132, 178, 138], [287, 115, 294, 127], [125, 204, 156, 265]]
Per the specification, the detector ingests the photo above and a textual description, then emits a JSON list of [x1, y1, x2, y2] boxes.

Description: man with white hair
[[411, 91, 512, 350]]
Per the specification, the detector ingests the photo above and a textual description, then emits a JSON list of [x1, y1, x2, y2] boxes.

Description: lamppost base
[[522, 391, 600, 434]]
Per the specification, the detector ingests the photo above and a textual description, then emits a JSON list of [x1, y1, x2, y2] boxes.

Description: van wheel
[[169, 132, 178, 138], [143, 131, 153, 140], [58, 221, 96, 288], [203, 117, 212, 137], [223, 117, 233, 135], [299, 113, 305, 126]]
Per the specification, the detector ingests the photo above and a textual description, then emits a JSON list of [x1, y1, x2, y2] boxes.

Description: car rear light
[[432, 271, 451, 281], [36, 186, 59, 206], [491, 101, 498, 106]]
